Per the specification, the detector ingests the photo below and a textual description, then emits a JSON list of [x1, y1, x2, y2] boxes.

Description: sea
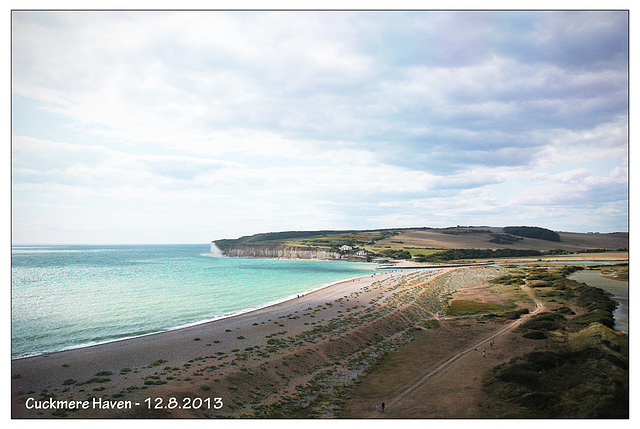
[[11, 244, 376, 359]]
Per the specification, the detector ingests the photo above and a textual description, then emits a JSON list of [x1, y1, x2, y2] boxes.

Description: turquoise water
[[11, 244, 375, 359]]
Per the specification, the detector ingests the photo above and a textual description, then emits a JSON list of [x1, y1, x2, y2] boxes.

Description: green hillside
[[214, 226, 628, 262]]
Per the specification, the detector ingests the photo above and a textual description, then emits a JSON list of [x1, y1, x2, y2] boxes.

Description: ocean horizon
[[11, 244, 376, 359]]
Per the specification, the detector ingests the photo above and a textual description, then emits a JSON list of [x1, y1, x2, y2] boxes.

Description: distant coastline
[[213, 226, 628, 264]]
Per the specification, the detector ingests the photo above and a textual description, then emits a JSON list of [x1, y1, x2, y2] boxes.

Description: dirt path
[[371, 282, 545, 416]]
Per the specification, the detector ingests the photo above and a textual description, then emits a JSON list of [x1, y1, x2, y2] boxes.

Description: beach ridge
[[13, 266, 461, 417]]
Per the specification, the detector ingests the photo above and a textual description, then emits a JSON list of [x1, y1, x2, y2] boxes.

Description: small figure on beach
[[381, 402, 385, 412], [482, 348, 486, 358]]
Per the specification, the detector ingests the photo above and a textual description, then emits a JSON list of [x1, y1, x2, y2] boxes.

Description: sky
[[11, 10, 629, 244]]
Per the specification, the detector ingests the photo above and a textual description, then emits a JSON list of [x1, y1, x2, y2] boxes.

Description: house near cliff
[[355, 250, 367, 256]]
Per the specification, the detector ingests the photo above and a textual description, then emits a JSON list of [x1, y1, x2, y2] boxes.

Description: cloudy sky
[[11, 10, 629, 244]]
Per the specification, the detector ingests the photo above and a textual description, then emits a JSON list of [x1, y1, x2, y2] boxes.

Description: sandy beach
[[12, 266, 466, 418]]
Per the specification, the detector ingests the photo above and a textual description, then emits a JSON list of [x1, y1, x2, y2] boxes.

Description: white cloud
[[11, 11, 629, 243], [535, 116, 628, 166], [509, 166, 628, 208], [12, 136, 244, 197]]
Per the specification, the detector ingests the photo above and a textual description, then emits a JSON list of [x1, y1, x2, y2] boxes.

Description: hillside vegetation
[[480, 266, 628, 418], [503, 226, 561, 242], [338, 263, 628, 418], [215, 229, 399, 251], [215, 226, 628, 262]]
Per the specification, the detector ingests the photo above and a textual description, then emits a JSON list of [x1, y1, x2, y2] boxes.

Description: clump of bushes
[[489, 274, 527, 286], [484, 344, 628, 418], [378, 249, 412, 259], [482, 265, 628, 418], [553, 306, 575, 315], [148, 359, 167, 367], [572, 309, 615, 329], [520, 312, 566, 332], [523, 330, 547, 340], [501, 308, 530, 319], [503, 226, 561, 242], [489, 233, 523, 245]]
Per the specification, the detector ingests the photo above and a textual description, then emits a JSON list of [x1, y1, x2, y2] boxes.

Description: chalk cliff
[[219, 243, 343, 260]]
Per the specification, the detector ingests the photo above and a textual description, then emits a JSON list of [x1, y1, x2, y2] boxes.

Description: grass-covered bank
[[338, 264, 628, 418], [482, 324, 628, 418], [480, 265, 628, 418]]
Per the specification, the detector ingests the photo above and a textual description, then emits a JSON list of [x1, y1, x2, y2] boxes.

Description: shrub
[[523, 330, 547, 340], [520, 312, 565, 331], [489, 233, 523, 245], [519, 392, 561, 410], [495, 365, 540, 388], [522, 320, 558, 331], [502, 308, 530, 319], [554, 306, 575, 315], [503, 226, 561, 242], [524, 351, 564, 371], [572, 310, 615, 329], [490, 274, 526, 285]]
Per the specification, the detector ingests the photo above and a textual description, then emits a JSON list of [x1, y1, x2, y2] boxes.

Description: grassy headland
[[214, 226, 628, 263]]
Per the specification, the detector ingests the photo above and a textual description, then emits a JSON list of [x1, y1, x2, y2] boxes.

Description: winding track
[[382, 282, 545, 411]]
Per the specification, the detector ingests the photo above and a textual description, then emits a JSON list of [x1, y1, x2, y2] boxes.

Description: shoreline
[[14, 256, 626, 361], [12, 267, 424, 409], [11, 269, 379, 362], [16, 263, 490, 419], [13, 256, 626, 361]]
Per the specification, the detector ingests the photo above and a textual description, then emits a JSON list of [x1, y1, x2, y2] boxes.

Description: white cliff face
[[222, 245, 343, 260], [209, 242, 225, 257]]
